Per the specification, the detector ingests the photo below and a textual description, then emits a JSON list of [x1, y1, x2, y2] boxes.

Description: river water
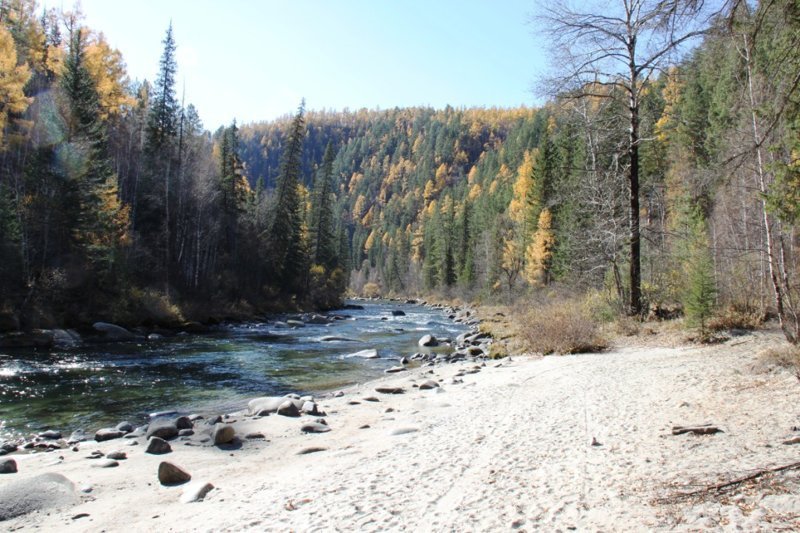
[[0, 301, 468, 441]]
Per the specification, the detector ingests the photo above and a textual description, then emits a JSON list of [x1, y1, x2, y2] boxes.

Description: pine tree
[[267, 100, 307, 294], [683, 210, 716, 339], [309, 141, 337, 271]]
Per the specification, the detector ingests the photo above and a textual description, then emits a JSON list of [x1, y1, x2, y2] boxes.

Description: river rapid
[[0, 301, 468, 441]]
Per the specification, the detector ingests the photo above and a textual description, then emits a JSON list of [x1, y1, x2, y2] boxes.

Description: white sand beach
[[4, 329, 800, 532]]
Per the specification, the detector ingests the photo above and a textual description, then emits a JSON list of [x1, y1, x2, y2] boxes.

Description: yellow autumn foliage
[[85, 33, 134, 119], [0, 25, 31, 146], [525, 208, 555, 285]]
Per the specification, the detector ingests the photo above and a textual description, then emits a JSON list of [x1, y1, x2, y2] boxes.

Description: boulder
[[145, 437, 172, 455], [146, 418, 178, 440], [419, 380, 440, 390], [375, 386, 404, 394], [418, 334, 439, 347], [301, 422, 331, 434], [51, 329, 81, 348], [344, 349, 379, 359], [178, 429, 194, 437], [320, 336, 358, 342], [92, 322, 136, 341], [0, 458, 17, 474], [106, 451, 127, 460], [301, 401, 320, 415], [92, 459, 119, 468], [211, 425, 235, 445], [286, 319, 305, 328], [391, 310, 406, 316], [305, 314, 331, 325], [158, 462, 191, 485], [384, 366, 407, 374], [248, 396, 289, 416], [180, 481, 214, 503], [39, 430, 62, 440], [115, 421, 134, 433], [95, 428, 125, 442], [0, 472, 78, 521], [175, 416, 193, 430], [276, 400, 301, 418], [147, 333, 163, 341]]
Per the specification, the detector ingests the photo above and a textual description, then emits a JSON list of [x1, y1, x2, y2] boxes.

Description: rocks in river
[[0, 458, 17, 474], [0, 330, 54, 349], [301, 422, 331, 434], [0, 472, 78, 521], [146, 437, 172, 455], [180, 481, 214, 503], [342, 304, 364, 310], [286, 319, 305, 328], [391, 310, 406, 316], [277, 400, 301, 418], [95, 428, 125, 442], [147, 333, 163, 341], [39, 430, 62, 440], [418, 334, 439, 347], [375, 386, 404, 394], [92, 322, 137, 341], [211, 424, 236, 445], [419, 380, 440, 390], [51, 329, 81, 348], [399, 356, 409, 365], [305, 314, 331, 325], [384, 366, 407, 374], [344, 348, 379, 359], [146, 418, 179, 440], [321, 336, 358, 342], [158, 461, 191, 485]]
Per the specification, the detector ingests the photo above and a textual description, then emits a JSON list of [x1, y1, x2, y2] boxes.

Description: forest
[[0, 0, 798, 344]]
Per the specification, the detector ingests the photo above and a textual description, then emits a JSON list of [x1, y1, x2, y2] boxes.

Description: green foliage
[[682, 210, 717, 337]]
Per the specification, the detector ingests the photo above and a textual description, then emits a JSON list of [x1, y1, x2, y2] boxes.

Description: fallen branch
[[656, 461, 800, 504], [672, 424, 723, 436]]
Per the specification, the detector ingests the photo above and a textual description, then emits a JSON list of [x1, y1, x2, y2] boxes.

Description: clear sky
[[76, 0, 545, 131]]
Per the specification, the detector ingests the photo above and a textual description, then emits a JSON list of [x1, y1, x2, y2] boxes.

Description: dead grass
[[519, 298, 608, 355], [758, 344, 800, 379], [708, 305, 766, 332]]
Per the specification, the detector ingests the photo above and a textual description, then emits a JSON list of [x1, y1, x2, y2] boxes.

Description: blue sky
[[77, 0, 546, 130]]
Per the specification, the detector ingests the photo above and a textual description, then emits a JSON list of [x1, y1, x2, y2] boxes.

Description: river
[[0, 301, 468, 441]]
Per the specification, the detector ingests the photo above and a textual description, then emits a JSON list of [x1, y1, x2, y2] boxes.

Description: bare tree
[[534, 0, 716, 315]]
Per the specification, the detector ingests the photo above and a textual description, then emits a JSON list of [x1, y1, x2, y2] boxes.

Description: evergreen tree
[[267, 100, 307, 294], [683, 209, 716, 339], [309, 141, 337, 270]]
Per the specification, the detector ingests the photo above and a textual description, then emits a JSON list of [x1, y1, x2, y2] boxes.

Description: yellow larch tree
[[85, 32, 135, 120], [525, 208, 555, 286], [0, 25, 31, 146]]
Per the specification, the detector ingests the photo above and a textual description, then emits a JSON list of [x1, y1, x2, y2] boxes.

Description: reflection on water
[[0, 301, 467, 439]]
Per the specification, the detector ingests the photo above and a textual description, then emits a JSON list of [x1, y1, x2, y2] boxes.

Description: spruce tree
[[267, 100, 307, 294], [309, 141, 337, 271]]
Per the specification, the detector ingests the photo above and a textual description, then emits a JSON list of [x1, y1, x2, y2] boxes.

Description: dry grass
[[708, 305, 766, 332], [520, 298, 608, 355], [758, 344, 800, 379]]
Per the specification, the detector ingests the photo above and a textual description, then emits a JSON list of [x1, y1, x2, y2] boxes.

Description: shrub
[[708, 305, 765, 332], [520, 298, 607, 355], [362, 282, 381, 298]]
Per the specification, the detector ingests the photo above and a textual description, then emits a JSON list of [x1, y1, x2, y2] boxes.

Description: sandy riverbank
[[3, 328, 800, 531]]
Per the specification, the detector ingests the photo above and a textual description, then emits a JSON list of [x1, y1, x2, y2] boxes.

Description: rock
[[782, 436, 800, 445], [248, 396, 298, 416], [106, 451, 127, 460], [39, 430, 62, 440], [1, 442, 18, 454], [178, 429, 194, 437], [175, 416, 193, 430], [375, 386, 404, 394], [418, 334, 438, 347], [321, 336, 358, 342], [384, 366, 408, 374], [212, 424, 236, 445], [671, 425, 722, 436], [0, 330, 54, 349], [51, 329, 81, 348], [297, 446, 327, 455], [0, 458, 17, 474], [391, 310, 406, 316], [277, 400, 301, 418], [301, 422, 331, 434], [146, 418, 178, 440], [92, 459, 119, 468], [399, 356, 409, 365], [92, 322, 137, 341], [362, 396, 380, 402], [95, 428, 125, 442], [0, 472, 78, 520], [180, 481, 214, 503], [115, 421, 134, 433], [158, 462, 191, 485], [389, 427, 419, 436], [305, 314, 331, 325], [419, 380, 440, 390], [145, 437, 172, 455], [286, 319, 305, 328], [147, 333, 163, 341], [150, 410, 179, 419], [245, 432, 265, 440], [342, 303, 364, 310], [301, 401, 319, 415], [344, 349, 379, 359]]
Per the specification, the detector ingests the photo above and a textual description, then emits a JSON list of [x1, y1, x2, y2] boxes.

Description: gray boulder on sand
[[92, 322, 137, 341], [146, 418, 179, 440], [145, 437, 172, 455], [212, 424, 236, 445], [0, 472, 78, 521], [301, 422, 331, 434], [158, 462, 191, 485], [180, 481, 214, 503], [384, 366, 407, 374], [248, 395, 305, 416], [419, 380, 440, 390], [277, 400, 301, 417], [0, 458, 17, 474], [95, 428, 125, 442]]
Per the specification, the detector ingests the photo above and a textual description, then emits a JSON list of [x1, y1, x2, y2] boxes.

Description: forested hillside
[[0, 0, 798, 344]]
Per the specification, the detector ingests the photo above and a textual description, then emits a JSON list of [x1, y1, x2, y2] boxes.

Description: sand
[[4, 329, 800, 531]]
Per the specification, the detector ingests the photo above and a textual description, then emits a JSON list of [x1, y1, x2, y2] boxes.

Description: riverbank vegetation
[[1, 1, 798, 347]]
